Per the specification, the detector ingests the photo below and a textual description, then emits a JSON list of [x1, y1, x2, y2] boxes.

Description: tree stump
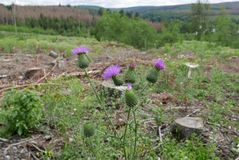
[[100, 81, 127, 108], [171, 117, 204, 140]]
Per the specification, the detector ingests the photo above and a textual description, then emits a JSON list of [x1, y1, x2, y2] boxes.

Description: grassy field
[[0, 31, 133, 56], [0, 32, 238, 159]]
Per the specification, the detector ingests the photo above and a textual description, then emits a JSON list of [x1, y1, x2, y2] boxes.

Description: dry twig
[[3, 136, 40, 157]]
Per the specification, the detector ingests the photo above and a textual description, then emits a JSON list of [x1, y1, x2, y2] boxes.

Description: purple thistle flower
[[127, 83, 132, 90], [154, 59, 165, 70], [72, 47, 90, 55], [102, 65, 121, 80]]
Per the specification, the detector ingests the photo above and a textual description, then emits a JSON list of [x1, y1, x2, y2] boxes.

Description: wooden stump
[[171, 117, 204, 140], [100, 81, 127, 108]]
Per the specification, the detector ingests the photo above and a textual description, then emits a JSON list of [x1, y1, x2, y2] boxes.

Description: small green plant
[[42, 149, 54, 160], [160, 136, 219, 160], [2, 89, 43, 136], [83, 123, 95, 138]]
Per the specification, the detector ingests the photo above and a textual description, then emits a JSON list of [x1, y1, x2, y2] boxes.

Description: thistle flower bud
[[112, 76, 123, 86], [146, 68, 159, 83], [77, 54, 90, 69], [83, 123, 95, 137], [125, 84, 138, 108]]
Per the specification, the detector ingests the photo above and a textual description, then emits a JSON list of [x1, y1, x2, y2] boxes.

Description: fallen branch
[[30, 152, 40, 160], [36, 61, 57, 83], [186, 108, 202, 117], [58, 70, 101, 78], [3, 136, 40, 157], [27, 143, 45, 152], [0, 137, 9, 143]]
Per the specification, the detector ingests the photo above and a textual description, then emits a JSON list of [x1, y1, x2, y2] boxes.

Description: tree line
[[0, 1, 238, 49]]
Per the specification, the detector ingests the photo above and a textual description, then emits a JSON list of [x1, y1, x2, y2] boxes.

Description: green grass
[[0, 25, 57, 35], [160, 135, 219, 160], [0, 31, 133, 56]]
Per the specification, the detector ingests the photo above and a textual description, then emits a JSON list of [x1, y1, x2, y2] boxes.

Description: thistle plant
[[123, 83, 138, 159], [72, 47, 118, 136], [72, 47, 90, 69], [73, 46, 166, 159], [146, 58, 165, 84]]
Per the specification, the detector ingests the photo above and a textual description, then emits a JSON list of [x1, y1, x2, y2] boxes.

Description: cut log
[[171, 117, 204, 140]]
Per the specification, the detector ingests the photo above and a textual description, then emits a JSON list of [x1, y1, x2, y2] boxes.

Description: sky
[[0, 0, 238, 8]]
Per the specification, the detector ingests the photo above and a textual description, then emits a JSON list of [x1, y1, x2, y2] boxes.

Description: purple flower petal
[[72, 47, 90, 55], [154, 59, 165, 70], [127, 83, 132, 90], [102, 65, 121, 80]]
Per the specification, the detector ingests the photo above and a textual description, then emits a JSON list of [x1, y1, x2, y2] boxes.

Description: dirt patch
[[0, 48, 156, 94], [219, 56, 239, 73], [0, 133, 64, 160]]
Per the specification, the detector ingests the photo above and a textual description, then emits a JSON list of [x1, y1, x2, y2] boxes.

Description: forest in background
[[0, 1, 239, 49]]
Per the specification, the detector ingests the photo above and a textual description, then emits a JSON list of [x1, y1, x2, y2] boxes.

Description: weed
[[1, 89, 43, 136], [160, 135, 219, 160]]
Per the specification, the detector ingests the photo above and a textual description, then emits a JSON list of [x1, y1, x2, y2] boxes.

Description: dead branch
[[3, 136, 41, 157], [36, 61, 57, 83], [0, 137, 9, 143]]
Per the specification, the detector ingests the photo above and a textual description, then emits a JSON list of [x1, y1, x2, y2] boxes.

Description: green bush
[[158, 21, 183, 46], [94, 12, 157, 49], [2, 90, 43, 136]]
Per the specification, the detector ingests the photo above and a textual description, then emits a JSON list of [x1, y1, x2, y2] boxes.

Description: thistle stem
[[123, 108, 131, 160], [132, 110, 138, 159], [140, 83, 148, 95], [83, 69, 118, 137]]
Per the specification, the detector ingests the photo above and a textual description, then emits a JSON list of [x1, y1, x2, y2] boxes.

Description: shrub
[[158, 21, 183, 46], [94, 12, 157, 49], [2, 90, 43, 136]]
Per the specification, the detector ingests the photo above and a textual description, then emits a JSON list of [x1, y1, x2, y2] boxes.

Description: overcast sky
[[0, 0, 238, 8]]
